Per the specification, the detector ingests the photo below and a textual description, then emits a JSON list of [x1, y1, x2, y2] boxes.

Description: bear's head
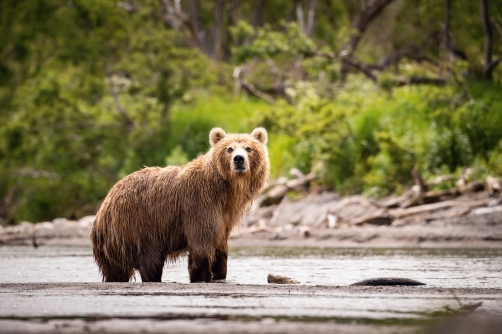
[[209, 127, 269, 182]]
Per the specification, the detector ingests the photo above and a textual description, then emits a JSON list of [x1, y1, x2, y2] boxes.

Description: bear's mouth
[[233, 166, 249, 173]]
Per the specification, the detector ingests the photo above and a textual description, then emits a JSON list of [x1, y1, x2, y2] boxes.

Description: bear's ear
[[210, 127, 227, 147], [251, 127, 268, 145]]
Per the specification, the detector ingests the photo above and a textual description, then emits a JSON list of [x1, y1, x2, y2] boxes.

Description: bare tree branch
[[302, 50, 338, 59], [340, 0, 395, 81], [106, 66, 134, 129], [392, 76, 447, 86], [342, 0, 396, 56], [233, 67, 274, 103], [157, 0, 202, 51], [371, 46, 417, 70], [492, 17, 502, 37], [240, 81, 275, 103], [485, 56, 502, 76], [342, 57, 378, 82], [302, 46, 451, 87]]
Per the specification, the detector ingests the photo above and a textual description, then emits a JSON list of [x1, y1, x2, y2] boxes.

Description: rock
[[35, 222, 54, 230], [328, 196, 382, 224], [78, 215, 96, 228], [267, 274, 299, 284], [351, 277, 426, 286], [269, 193, 339, 227], [52, 218, 69, 225]]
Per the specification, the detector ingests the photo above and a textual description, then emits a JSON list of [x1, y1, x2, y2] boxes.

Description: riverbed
[[1, 246, 501, 333], [1, 246, 502, 287]]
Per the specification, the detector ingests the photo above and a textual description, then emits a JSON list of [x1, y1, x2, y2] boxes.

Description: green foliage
[[1, 0, 502, 223], [0, 0, 217, 222], [263, 81, 502, 196], [231, 21, 316, 64], [165, 146, 189, 166]]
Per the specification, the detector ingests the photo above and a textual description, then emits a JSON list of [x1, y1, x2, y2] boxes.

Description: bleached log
[[267, 274, 299, 284], [352, 209, 393, 226], [487, 175, 502, 196], [389, 198, 492, 219], [260, 172, 317, 206]]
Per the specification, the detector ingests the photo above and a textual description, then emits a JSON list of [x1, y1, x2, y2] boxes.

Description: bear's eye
[[227, 147, 234, 153], [245, 147, 252, 153]]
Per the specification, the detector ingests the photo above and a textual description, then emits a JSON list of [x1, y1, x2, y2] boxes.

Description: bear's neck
[[202, 153, 262, 204]]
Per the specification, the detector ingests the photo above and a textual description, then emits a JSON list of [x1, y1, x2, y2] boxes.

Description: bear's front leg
[[188, 250, 213, 283], [211, 246, 228, 280]]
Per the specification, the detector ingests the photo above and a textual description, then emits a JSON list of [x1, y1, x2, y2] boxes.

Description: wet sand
[[1, 282, 501, 334]]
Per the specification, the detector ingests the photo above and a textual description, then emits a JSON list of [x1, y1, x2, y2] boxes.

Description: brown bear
[[90, 127, 269, 283]]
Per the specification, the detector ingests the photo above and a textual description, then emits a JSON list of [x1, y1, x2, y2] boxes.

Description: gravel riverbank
[[1, 283, 501, 334]]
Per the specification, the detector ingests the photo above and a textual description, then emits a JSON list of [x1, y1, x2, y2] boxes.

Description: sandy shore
[[1, 282, 501, 334]]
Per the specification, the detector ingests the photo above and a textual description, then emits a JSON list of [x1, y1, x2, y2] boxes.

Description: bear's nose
[[233, 155, 245, 165]]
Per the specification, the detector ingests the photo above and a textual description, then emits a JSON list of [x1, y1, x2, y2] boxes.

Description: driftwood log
[[241, 169, 501, 234], [259, 171, 317, 206], [267, 274, 300, 284]]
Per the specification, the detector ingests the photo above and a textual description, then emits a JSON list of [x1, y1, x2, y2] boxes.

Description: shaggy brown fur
[[91, 128, 269, 283]]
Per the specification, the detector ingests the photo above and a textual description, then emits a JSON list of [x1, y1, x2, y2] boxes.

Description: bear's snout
[[232, 149, 249, 172], [233, 155, 245, 165]]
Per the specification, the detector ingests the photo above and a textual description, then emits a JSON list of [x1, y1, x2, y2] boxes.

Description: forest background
[[1, 0, 501, 224]]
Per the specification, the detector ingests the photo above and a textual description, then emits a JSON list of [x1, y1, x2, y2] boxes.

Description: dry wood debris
[[236, 170, 502, 240]]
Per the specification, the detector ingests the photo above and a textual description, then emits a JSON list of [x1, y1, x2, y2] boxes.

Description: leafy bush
[[262, 81, 502, 196]]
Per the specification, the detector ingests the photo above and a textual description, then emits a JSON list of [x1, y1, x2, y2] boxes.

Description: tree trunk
[[252, 0, 266, 29], [214, 0, 224, 59], [480, 0, 498, 80], [443, 0, 450, 54], [230, 0, 240, 26], [190, 0, 203, 50], [306, 0, 321, 37], [340, 0, 395, 81], [295, 0, 305, 33]]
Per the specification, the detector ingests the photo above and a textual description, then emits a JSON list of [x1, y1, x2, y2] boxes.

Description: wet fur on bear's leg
[[101, 262, 133, 282], [138, 252, 165, 282], [91, 227, 133, 282], [211, 248, 228, 280], [188, 251, 213, 282]]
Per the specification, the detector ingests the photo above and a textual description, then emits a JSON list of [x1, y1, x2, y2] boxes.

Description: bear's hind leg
[[211, 247, 228, 280], [102, 264, 133, 282], [188, 250, 213, 283], [138, 253, 165, 282]]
